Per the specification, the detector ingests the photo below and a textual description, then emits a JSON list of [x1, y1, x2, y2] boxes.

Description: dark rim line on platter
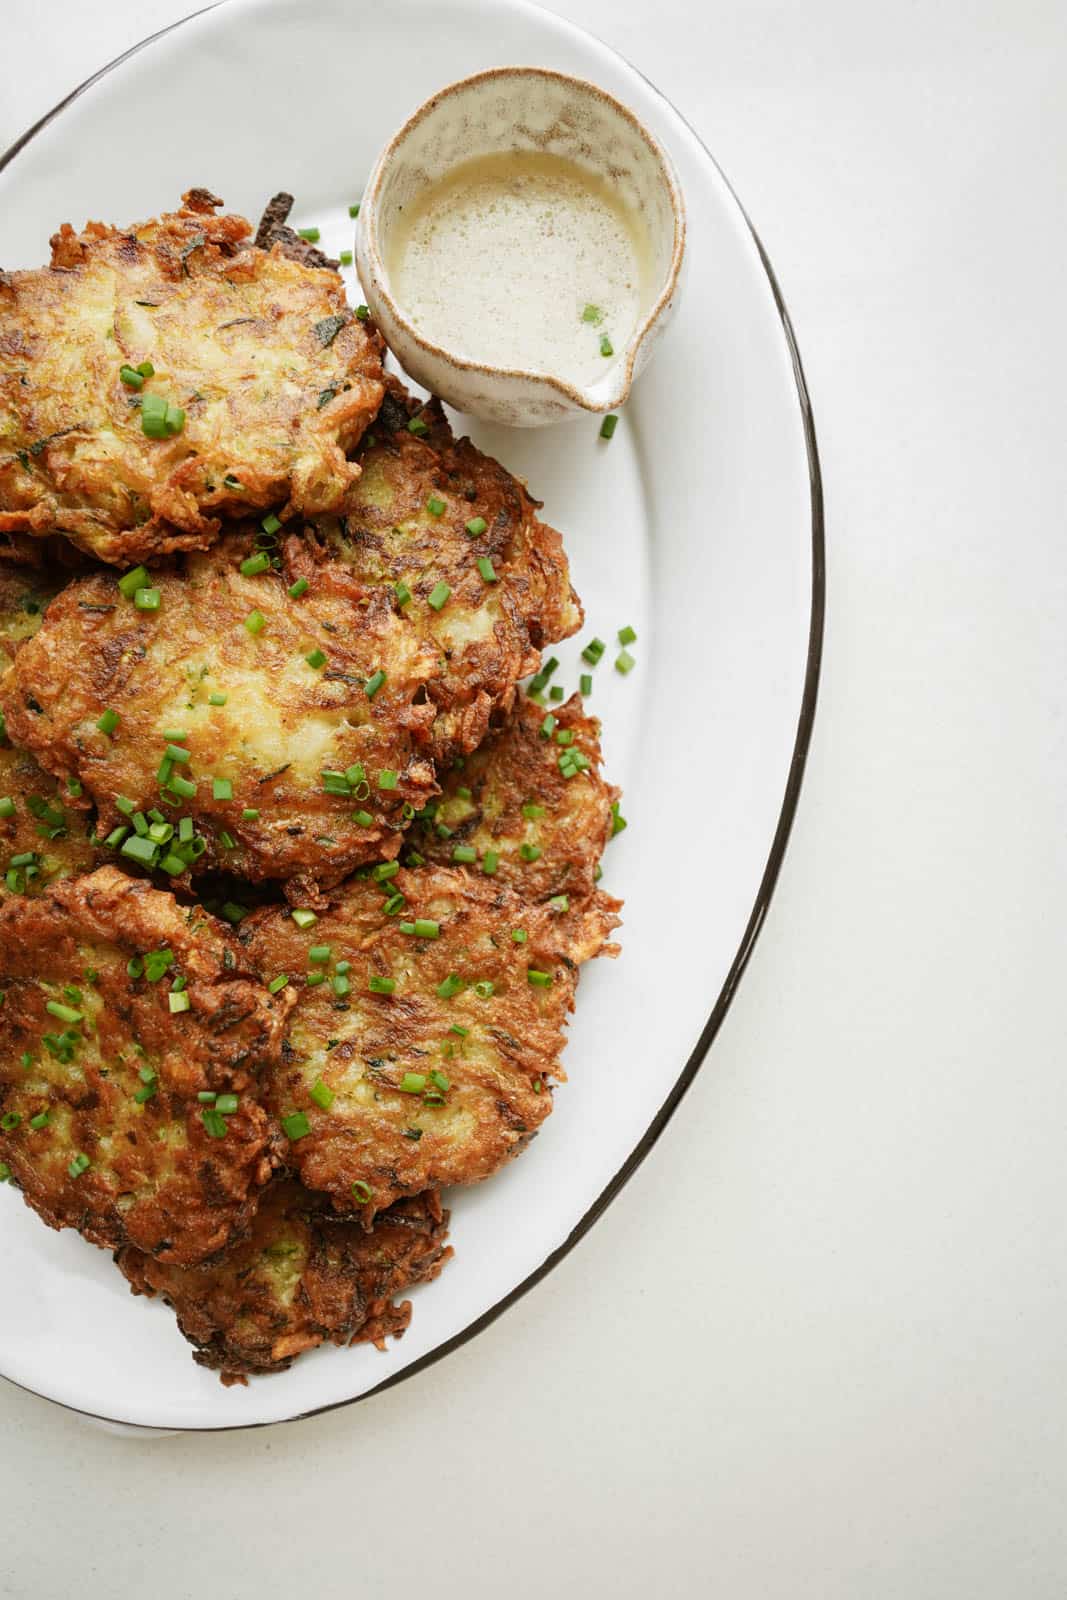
[[0, 0, 825, 1434]]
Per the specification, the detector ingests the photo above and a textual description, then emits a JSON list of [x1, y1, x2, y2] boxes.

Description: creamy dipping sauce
[[386, 150, 652, 387]]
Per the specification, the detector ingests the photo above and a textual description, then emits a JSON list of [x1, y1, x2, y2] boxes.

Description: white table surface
[[2, 2, 1065, 1595]]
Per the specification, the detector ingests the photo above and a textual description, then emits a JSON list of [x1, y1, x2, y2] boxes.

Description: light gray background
[[2, 2, 1065, 1595]]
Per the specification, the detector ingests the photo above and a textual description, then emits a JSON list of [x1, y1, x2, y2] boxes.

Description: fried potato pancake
[[0, 189, 384, 564], [244, 864, 619, 1216], [0, 561, 64, 668], [0, 867, 289, 1265], [116, 1182, 451, 1381], [419, 694, 619, 904], [0, 535, 444, 894], [314, 381, 582, 759]]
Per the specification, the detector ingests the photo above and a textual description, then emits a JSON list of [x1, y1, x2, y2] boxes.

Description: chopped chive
[[615, 649, 636, 675], [426, 496, 446, 518], [408, 415, 430, 437], [297, 226, 320, 242], [268, 974, 289, 995], [221, 902, 249, 924], [581, 303, 602, 324], [339, 249, 353, 266], [451, 844, 477, 864], [332, 974, 350, 997], [377, 769, 399, 790], [118, 566, 150, 599], [120, 835, 158, 865], [67, 1153, 91, 1179], [436, 973, 463, 999], [291, 909, 318, 929], [159, 852, 187, 876], [209, 691, 228, 706], [549, 894, 570, 912], [611, 801, 627, 837], [308, 945, 332, 964], [215, 1093, 239, 1116], [240, 552, 271, 577], [599, 413, 618, 440], [368, 975, 396, 995], [477, 556, 497, 583], [137, 362, 155, 379], [165, 743, 190, 763], [473, 980, 494, 999], [310, 1079, 334, 1109], [527, 969, 553, 987], [281, 1111, 310, 1140], [449, 1024, 468, 1038], [242, 808, 259, 821], [353, 809, 374, 827], [520, 842, 542, 862], [305, 971, 326, 987], [618, 624, 637, 646], [127, 957, 144, 979], [305, 648, 327, 669], [465, 516, 487, 538], [168, 990, 191, 1013], [355, 304, 370, 321], [0, 797, 13, 819], [539, 714, 557, 739], [335, 960, 351, 975], [600, 334, 614, 358], [549, 685, 564, 701], [364, 668, 386, 699], [46, 1000, 83, 1023], [201, 1108, 228, 1138], [430, 1070, 450, 1092], [394, 580, 412, 608], [120, 364, 144, 390], [427, 580, 451, 610], [399, 1073, 426, 1094], [351, 1179, 372, 1204], [580, 673, 593, 695], [29, 1111, 50, 1130], [1, 1112, 20, 1130], [261, 513, 282, 536], [581, 637, 606, 665], [482, 850, 499, 876], [522, 804, 545, 819], [348, 203, 361, 218], [288, 577, 309, 599], [555, 729, 574, 746], [244, 610, 266, 635], [135, 587, 161, 611], [197, 1091, 217, 1104], [169, 774, 196, 800], [96, 708, 120, 735]]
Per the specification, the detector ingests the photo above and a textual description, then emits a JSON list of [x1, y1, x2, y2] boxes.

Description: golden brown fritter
[[314, 381, 582, 760], [115, 1181, 451, 1381], [244, 864, 619, 1217], [0, 561, 65, 668], [0, 535, 442, 896], [0, 189, 384, 564], [419, 694, 619, 904], [0, 867, 289, 1265]]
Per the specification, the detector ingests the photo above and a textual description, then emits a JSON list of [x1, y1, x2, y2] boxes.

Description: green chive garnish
[[465, 516, 487, 538], [305, 648, 327, 669], [615, 649, 636, 674], [244, 610, 266, 635], [368, 976, 395, 995], [310, 1079, 334, 1109], [599, 414, 618, 440], [364, 668, 386, 698], [209, 691, 228, 706], [527, 969, 553, 987], [477, 557, 497, 583], [288, 577, 309, 599], [282, 1111, 310, 1140], [134, 587, 161, 611], [240, 552, 271, 577], [599, 335, 614, 358], [96, 708, 120, 735], [291, 909, 318, 929], [427, 496, 446, 517], [297, 226, 320, 242], [427, 581, 450, 611]]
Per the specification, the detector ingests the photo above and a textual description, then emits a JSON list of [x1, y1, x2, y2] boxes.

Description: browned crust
[[115, 1181, 452, 1380]]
